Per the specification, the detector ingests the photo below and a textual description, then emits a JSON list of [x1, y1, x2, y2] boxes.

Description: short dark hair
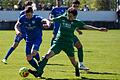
[[72, 0, 80, 4], [68, 7, 78, 16], [57, 0, 62, 1], [25, 6, 33, 13], [24, 1, 33, 7]]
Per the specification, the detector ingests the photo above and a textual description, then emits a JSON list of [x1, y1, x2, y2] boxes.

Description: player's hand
[[98, 27, 108, 32], [43, 23, 49, 29], [76, 28, 83, 35], [77, 30, 83, 35], [16, 31, 22, 36]]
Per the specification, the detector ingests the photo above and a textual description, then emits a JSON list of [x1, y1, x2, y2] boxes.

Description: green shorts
[[50, 42, 74, 57]]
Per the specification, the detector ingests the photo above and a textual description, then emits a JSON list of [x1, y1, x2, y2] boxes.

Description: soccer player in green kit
[[49, 0, 89, 70], [28, 7, 107, 78]]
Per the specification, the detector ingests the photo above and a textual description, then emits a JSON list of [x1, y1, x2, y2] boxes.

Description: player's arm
[[83, 25, 108, 32], [76, 28, 83, 35], [50, 15, 63, 22], [14, 20, 22, 36]]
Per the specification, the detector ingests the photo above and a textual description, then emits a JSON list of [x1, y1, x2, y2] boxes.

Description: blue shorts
[[14, 34, 26, 42], [73, 35, 80, 45], [26, 37, 42, 55]]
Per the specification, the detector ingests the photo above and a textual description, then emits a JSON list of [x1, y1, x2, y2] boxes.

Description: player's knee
[[31, 50, 37, 56], [74, 41, 82, 49], [12, 42, 19, 48], [45, 54, 50, 59], [69, 57, 77, 67], [26, 55, 32, 61], [45, 51, 55, 59], [71, 60, 78, 67], [71, 59, 75, 65]]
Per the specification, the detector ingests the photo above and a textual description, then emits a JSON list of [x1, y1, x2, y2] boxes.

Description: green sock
[[37, 58, 48, 74], [78, 47, 83, 62]]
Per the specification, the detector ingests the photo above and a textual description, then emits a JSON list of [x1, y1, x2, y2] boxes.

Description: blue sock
[[34, 53, 40, 61], [4, 47, 15, 60], [28, 58, 38, 70]]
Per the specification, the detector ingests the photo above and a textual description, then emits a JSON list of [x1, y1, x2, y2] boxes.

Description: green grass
[[0, 30, 120, 80]]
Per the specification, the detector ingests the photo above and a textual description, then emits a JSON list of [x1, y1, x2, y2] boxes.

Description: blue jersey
[[19, 15, 44, 42], [51, 6, 68, 35], [20, 10, 25, 17], [14, 10, 26, 42], [19, 10, 26, 34]]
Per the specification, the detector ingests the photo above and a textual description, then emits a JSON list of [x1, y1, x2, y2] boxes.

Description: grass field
[[0, 30, 120, 80]]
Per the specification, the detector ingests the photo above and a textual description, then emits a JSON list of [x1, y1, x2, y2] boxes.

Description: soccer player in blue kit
[[2, 1, 34, 64], [49, 0, 89, 70], [15, 6, 50, 70], [49, 0, 68, 46]]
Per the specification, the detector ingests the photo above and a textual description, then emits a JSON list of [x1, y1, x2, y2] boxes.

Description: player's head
[[67, 7, 78, 20], [25, 6, 33, 19], [72, 0, 80, 10], [24, 1, 33, 7], [56, 0, 63, 7]]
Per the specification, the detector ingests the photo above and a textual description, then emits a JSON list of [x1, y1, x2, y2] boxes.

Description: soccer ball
[[19, 67, 29, 77]]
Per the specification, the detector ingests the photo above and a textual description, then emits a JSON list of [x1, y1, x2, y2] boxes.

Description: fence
[[0, 11, 119, 30]]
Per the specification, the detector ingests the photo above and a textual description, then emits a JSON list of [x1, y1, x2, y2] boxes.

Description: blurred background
[[0, 0, 119, 11], [0, 0, 120, 30]]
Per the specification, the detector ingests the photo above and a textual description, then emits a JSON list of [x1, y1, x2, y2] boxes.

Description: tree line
[[0, 0, 117, 11]]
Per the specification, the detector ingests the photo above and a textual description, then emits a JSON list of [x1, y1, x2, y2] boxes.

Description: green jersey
[[53, 16, 85, 44]]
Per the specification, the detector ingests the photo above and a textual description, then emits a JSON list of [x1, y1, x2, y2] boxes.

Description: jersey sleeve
[[76, 20, 86, 28], [50, 8, 55, 18], [52, 15, 64, 22], [18, 15, 24, 24], [62, 11, 67, 16], [36, 16, 44, 22], [19, 10, 25, 17], [51, 8, 54, 15]]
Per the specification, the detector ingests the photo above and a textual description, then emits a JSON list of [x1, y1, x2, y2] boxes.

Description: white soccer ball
[[19, 67, 29, 77]]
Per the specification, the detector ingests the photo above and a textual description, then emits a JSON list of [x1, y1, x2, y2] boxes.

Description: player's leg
[[28, 50, 56, 78], [2, 35, 23, 64], [37, 50, 56, 75], [64, 45, 80, 76], [29, 44, 61, 77], [32, 50, 40, 64], [73, 35, 89, 70], [69, 57, 80, 76], [31, 38, 42, 64], [26, 42, 38, 70]]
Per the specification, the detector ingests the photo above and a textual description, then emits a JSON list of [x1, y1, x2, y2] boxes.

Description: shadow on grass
[[81, 76, 115, 80], [41, 77, 81, 80], [74, 50, 93, 53], [46, 63, 67, 66], [22, 77, 81, 80], [84, 50, 93, 53], [22, 76, 118, 80], [40, 71, 119, 80], [22, 70, 119, 80], [86, 71, 119, 75], [22, 78, 31, 80]]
